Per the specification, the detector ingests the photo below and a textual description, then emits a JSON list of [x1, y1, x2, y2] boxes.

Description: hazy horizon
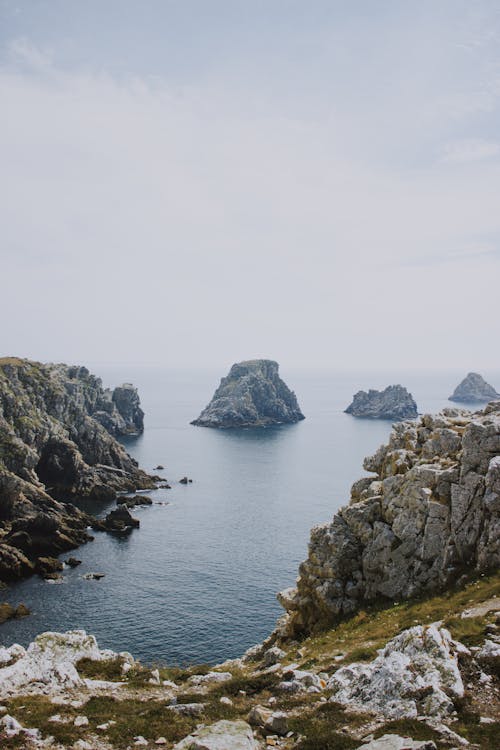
[[2, 1, 499, 370]]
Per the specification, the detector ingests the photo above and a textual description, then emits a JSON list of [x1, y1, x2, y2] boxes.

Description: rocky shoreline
[[0, 358, 159, 585]]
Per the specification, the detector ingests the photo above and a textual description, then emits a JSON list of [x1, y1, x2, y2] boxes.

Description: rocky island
[[0, 358, 155, 583], [1, 402, 500, 749], [345, 384, 418, 420], [191, 359, 305, 428], [449, 372, 499, 403]]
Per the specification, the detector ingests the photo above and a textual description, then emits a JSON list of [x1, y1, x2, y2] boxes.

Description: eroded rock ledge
[[277, 401, 500, 639], [191, 360, 305, 428], [0, 358, 155, 582]]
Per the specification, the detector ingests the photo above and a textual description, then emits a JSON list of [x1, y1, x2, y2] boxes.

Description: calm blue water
[[1, 368, 498, 665]]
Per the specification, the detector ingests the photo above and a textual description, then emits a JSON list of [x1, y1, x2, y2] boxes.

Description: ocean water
[[1, 368, 498, 665]]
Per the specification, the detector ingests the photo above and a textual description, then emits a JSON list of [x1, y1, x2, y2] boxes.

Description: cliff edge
[[0, 358, 155, 582], [277, 400, 500, 638]]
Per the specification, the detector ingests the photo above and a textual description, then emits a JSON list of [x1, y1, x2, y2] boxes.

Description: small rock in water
[[66, 557, 82, 567], [82, 572, 105, 580], [155, 465, 165, 470], [179, 476, 192, 484]]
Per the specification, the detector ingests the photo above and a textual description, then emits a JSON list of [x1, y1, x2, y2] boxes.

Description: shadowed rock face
[[449, 372, 499, 403], [0, 358, 155, 582], [277, 402, 500, 639], [191, 360, 305, 428], [345, 385, 418, 420]]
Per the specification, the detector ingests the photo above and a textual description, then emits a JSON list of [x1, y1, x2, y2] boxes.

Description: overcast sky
[[1, 1, 499, 371]]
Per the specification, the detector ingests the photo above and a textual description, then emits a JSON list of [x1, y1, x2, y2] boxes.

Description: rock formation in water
[[277, 402, 500, 639], [191, 359, 305, 428], [449, 372, 499, 403], [345, 385, 418, 420], [92, 382, 144, 436], [0, 358, 155, 582]]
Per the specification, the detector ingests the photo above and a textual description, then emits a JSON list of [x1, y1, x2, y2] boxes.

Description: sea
[[1, 368, 497, 665]]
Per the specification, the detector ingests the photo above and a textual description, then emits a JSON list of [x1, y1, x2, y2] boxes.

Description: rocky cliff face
[[449, 372, 499, 403], [345, 385, 418, 420], [277, 401, 500, 638], [92, 382, 144, 437], [191, 360, 305, 428], [0, 358, 155, 582]]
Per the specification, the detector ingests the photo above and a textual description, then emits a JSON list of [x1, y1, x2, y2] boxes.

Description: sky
[[1, 0, 500, 371]]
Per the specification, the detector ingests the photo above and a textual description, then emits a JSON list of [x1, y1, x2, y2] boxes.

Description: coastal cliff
[[191, 360, 305, 428], [277, 401, 500, 639], [0, 358, 155, 582]]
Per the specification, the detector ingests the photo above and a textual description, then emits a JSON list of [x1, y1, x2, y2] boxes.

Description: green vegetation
[[289, 702, 363, 750], [286, 572, 500, 674]]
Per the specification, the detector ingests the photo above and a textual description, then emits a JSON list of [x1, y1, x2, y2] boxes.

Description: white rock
[[327, 625, 464, 719], [74, 741, 93, 750], [149, 668, 161, 685], [0, 630, 122, 698], [134, 737, 149, 746], [357, 734, 436, 750], [162, 679, 179, 689], [173, 719, 258, 749], [0, 644, 25, 666], [189, 671, 233, 686], [1, 714, 23, 735], [219, 696, 233, 706], [155, 739, 167, 746], [74, 715, 89, 726]]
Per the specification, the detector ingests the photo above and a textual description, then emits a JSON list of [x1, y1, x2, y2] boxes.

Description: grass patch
[[208, 669, 281, 697], [289, 702, 363, 750], [76, 656, 125, 681], [4, 696, 80, 746], [374, 719, 444, 746], [82, 695, 194, 748], [290, 571, 500, 674], [444, 615, 488, 647], [454, 711, 500, 749]]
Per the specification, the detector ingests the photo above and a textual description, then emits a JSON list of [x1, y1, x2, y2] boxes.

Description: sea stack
[[345, 384, 418, 420], [191, 359, 305, 428], [449, 372, 499, 403]]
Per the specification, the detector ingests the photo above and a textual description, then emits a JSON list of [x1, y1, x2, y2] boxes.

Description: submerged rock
[[449, 372, 499, 403], [191, 359, 305, 428], [345, 385, 418, 420]]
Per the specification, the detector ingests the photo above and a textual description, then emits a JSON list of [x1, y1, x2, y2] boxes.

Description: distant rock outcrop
[[92, 382, 144, 437], [449, 372, 499, 403], [0, 358, 155, 582], [345, 385, 418, 420], [277, 402, 500, 639], [191, 360, 305, 428]]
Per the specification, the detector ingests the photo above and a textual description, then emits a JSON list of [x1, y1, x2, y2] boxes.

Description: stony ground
[[1, 571, 500, 750]]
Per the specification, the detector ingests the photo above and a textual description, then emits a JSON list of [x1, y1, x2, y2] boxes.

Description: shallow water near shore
[[2, 368, 498, 665]]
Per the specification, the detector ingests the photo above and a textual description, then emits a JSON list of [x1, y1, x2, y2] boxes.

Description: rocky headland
[[0, 358, 156, 583], [345, 385, 418, 420], [191, 360, 305, 428], [1, 385, 500, 749], [449, 373, 499, 404]]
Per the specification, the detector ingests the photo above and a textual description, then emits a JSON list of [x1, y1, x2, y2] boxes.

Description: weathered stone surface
[[345, 385, 418, 420], [0, 629, 130, 698], [0, 358, 155, 582], [327, 625, 464, 719], [191, 360, 304, 428], [357, 735, 436, 750], [278, 404, 500, 638], [173, 719, 258, 749], [449, 372, 499, 403]]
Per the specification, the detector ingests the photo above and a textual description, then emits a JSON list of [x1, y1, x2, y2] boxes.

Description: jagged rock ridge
[[0, 358, 155, 582], [191, 360, 305, 428], [449, 372, 499, 403], [277, 402, 500, 638], [345, 385, 418, 420]]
